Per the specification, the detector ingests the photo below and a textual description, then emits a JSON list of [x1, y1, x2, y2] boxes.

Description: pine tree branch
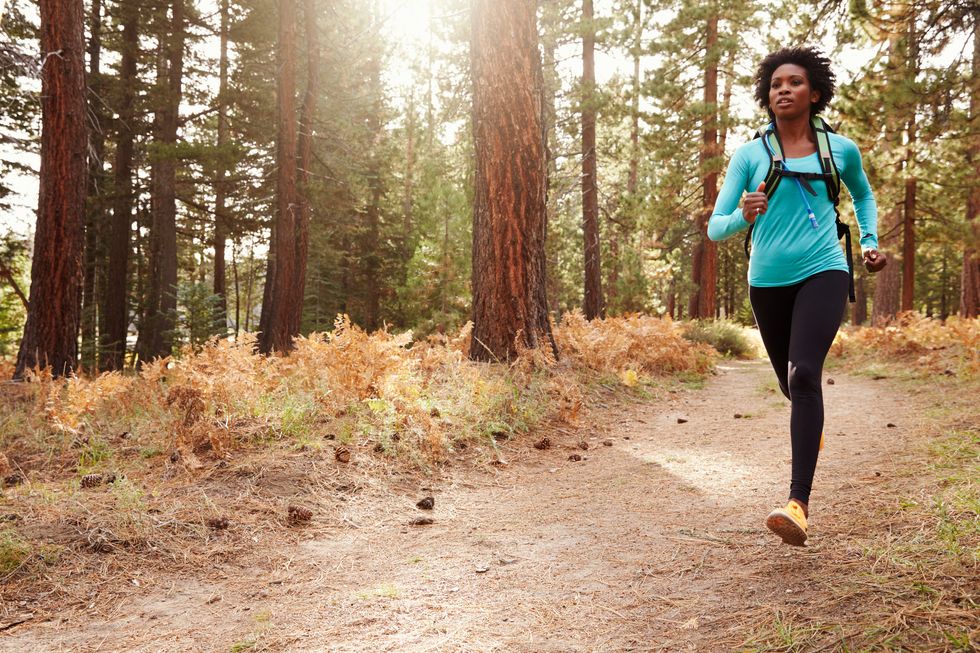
[[0, 259, 28, 310]]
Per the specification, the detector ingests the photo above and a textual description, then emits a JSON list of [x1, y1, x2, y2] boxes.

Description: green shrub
[[682, 320, 756, 359]]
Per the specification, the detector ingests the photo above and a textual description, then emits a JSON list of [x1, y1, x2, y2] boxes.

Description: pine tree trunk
[[258, 234, 275, 341], [581, 0, 603, 320], [627, 0, 640, 197], [470, 0, 556, 362], [244, 244, 256, 333], [259, 0, 300, 352], [403, 91, 415, 262], [852, 272, 867, 325], [231, 239, 240, 336], [939, 248, 949, 320], [873, 8, 908, 323], [101, 3, 138, 370], [540, 0, 561, 312], [873, 213, 902, 325], [610, 0, 642, 308], [213, 0, 230, 334], [137, 0, 184, 363], [295, 0, 318, 331], [901, 119, 916, 312], [15, 0, 87, 378], [364, 6, 383, 331], [961, 12, 980, 318], [81, 0, 105, 371], [689, 11, 718, 319]]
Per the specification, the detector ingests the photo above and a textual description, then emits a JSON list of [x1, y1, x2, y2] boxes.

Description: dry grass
[[833, 313, 980, 378], [0, 313, 714, 616]]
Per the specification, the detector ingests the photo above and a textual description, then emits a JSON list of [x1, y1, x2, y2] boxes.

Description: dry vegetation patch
[[833, 313, 980, 378], [0, 313, 713, 619]]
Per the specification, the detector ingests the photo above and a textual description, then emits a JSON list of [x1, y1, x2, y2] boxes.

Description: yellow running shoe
[[766, 501, 808, 546]]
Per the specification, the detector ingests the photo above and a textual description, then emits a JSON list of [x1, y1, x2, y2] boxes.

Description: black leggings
[[750, 270, 849, 506]]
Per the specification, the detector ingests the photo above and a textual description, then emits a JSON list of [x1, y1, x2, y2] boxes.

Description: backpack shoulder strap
[[755, 123, 783, 200], [811, 116, 840, 203]]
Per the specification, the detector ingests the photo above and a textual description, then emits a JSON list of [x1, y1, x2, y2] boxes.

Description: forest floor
[[1, 355, 976, 652]]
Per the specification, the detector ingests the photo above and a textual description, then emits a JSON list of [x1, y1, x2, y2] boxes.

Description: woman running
[[707, 47, 887, 546]]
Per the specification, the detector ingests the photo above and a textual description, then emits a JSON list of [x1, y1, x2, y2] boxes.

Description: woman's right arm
[[707, 146, 753, 242]]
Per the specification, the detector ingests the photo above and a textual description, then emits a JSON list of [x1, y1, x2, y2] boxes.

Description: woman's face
[[768, 63, 820, 120]]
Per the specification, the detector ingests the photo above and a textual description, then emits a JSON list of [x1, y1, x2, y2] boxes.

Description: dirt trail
[[3, 360, 921, 652]]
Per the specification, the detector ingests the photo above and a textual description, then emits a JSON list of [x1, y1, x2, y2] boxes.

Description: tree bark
[[403, 90, 415, 263], [213, 0, 230, 334], [689, 11, 718, 319], [901, 118, 916, 312], [540, 0, 561, 312], [101, 3, 138, 370], [0, 259, 28, 310], [852, 272, 867, 325], [364, 3, 383, 331], [961, 10, 980, 318], [81, 0, 105, 370], [137, 0, 184, 363], [259, 0, 300, 352], [293, 0, 318, 332], [470, 0, 556, 362], [627, 0, 640, 197], [609, 0, 642, 308], [581, 0, 603, 319], [15, 0, 87, 378], [873, 11, 907, 324]]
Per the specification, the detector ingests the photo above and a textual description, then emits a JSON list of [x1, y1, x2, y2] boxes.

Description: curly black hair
[[754, 46, 836, 119]]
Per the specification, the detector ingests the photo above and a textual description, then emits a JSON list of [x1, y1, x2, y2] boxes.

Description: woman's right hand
[[742, 181, 767, 224]]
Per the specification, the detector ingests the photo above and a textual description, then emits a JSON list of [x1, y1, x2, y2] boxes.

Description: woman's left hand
[[863, 249, 887, 273]]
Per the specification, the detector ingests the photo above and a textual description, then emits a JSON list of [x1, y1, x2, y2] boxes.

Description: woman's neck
[[775, 113, 817, 157], [775, 114, 814, 144]]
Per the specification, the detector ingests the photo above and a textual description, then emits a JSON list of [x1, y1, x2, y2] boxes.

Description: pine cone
[[81, 473, 104, 488], [287, 505, 313, 525], [334, 447, 351, 463]]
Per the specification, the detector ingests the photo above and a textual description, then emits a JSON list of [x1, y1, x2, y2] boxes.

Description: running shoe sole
[[766, 509, 808, 546]]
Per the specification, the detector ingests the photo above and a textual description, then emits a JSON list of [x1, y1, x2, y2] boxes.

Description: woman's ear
[[810, 90, 821, 105]]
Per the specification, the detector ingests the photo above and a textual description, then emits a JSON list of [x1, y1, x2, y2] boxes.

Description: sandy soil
[[1, 359, 923, 652]]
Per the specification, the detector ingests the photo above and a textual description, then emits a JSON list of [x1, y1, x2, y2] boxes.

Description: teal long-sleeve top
[[707, 131, 878, 287]]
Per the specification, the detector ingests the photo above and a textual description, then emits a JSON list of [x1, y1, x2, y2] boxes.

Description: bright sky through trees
[[0, 1, 970, 239]]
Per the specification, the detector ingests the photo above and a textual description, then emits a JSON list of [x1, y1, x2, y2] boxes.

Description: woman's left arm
[[839, 139, 878, 253]]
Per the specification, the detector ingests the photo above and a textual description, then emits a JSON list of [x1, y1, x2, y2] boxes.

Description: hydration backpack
[[744, 116, 855, 302]]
